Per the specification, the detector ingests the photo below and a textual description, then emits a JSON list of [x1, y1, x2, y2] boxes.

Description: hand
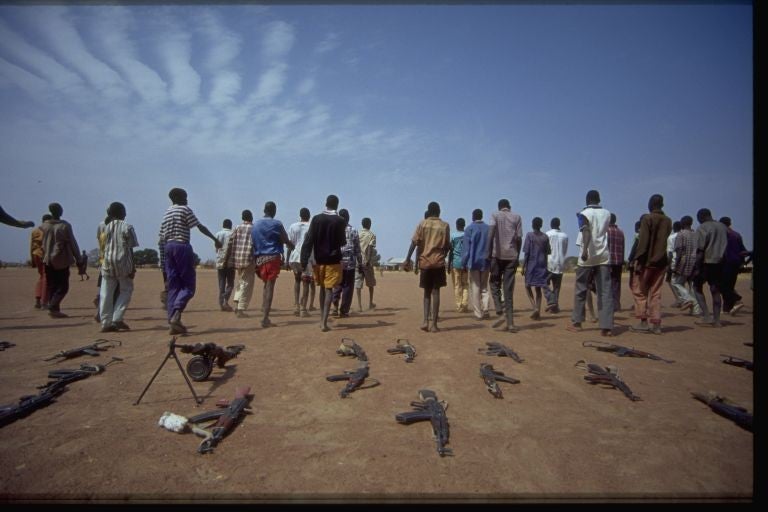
[[129, 271, 136, 279], [447, 265, 452, 275], [580, 250, 588, 262], [403, 260, 413, 272], [489, 257, 498, 276], [23, 221, 34, 228], [214, 240, 223, 249]]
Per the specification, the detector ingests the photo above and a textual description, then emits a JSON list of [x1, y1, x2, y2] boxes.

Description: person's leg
[[502, 261, 516, 330], [421, 287, 432, 331], [646, 266, 666, 332], [550, 273, 563, 312], [630, 266, 649, 330], [693, 274, 710, 321], [99, 272, 117, 329], [368, 286, 375, 309], [611, 264, 623, 312], [525, 285, 535, 311], [355, 270, 364, 312], [168, 243, 196, 327], [321, 287, 334, 331], [570, 266, 589, 327], [489, 262, 503, 315], [340, 269, 355, 315], [430, 288, 441, 332], [112, 275, 134, 326], [34, 256, 44, 307], [459, 269, 469, 312], [452, 270, 462, 312], [533, 287, 542, 318], [292, 268, 302, 314], [469, 270, 482, 319], [300, 278, 310, 316], [217, 269, 226, 307], [224, 267, 235, 308], [720, 263, 738, 312], [709, 264, 724, 325], [47, 267, 70, 316], [480, 269, 490, 317], [262, 279, 275, 327], [309, 281, 316, 310], [595, 265, 614, 332]]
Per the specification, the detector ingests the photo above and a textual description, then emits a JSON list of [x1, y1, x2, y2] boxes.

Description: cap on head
[[326, 195, 339, 210], [169, 188, 187, 205]]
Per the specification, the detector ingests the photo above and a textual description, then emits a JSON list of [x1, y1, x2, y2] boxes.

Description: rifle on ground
[[177, 342, 245, 381], [691, 391, 752, 432], [0, 357, 122, 428], [480, 362, 520, 398], [720, 354, 753, 371], [395, 389, 452, 456], [0, 341, 15, 351], [582, 340, 674, 363], [575, 360, 641, 402], [336, 338, 368, 361], [326, 361, 379, 398], [44, 339, 122, 362], [158, 385, 254, 454], [387, 339, 416, 363], [743, 341, 753, 347], [478, 341, 524, 363], [38, 357, 123, 390]]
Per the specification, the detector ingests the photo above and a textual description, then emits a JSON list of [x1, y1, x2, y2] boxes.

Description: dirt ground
[[0, 267, 754, 503]]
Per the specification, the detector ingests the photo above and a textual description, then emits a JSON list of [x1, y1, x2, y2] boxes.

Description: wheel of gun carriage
[[186, 356, 213, 382]]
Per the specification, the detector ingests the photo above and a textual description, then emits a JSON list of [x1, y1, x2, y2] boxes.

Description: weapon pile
[[691, 391, 752, 432], [395, 389, 452, 456], [575, 360, 641, 402], [387, 339, 416, 363], [478, 341, 524, 363], [158, 385, 253, 453], [582, 340, 674, 363]]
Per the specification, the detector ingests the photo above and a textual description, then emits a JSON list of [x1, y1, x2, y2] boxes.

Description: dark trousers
[[544, 272, 563, 307], [164, 241, 196, 320], [490, 259, 517, 321], [720, 262, 742, 312], [45, 266, 70, 311], [217, 267, 235, 305], [610, 264, 623, 312], [332, 268, 356, 314]]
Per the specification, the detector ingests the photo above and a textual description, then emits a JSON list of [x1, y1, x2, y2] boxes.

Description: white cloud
[[210, 71, 241, 106], [0, 56, 49, 96], [156, 26, 201, 106], [297, 77, 314, 95], [262, 20, 295, 62], [315, 32, 339, 54], [251, 63, 287, 104]]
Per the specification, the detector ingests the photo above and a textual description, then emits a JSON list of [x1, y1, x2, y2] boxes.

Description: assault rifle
[[159, 386, 254, 454], [743, 341, 753, 347], [478, 341, 524, 363], [480, 362, 520, 398], [177, 342, 245, 381], [38, 357, 123, 390], [720, 354, 753, 371], [44, 339, 122, 362], [387, 339, 416, 363], [0, 341, 15, 351], [692, 391, 752, 432], [576, 360, 641, 402], [395, 389, 452, 456], [582, 340, 674, 363], [326, 361, 379, 398], [336, 338, 368, 361]]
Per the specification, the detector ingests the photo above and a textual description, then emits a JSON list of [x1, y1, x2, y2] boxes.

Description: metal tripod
[[134, 336, 202, 406]]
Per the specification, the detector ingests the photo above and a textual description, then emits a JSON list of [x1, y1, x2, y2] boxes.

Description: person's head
[[107, 201, 126, 220], [672, 221, 681, 233], [223, 219, 233, 229], [472, 208, 483, 221], [456, 218, 466, 230], [427, 201, 440, 217], [41, 214, 52, 223], [299, 208, 310, 221], [82, 249, 87, 255], [242, 209, 253, 222], [680, 215, 693, 229], [719, 216, 732, 227], [610, 213, 617, 226], [586, 190, 601, 206], [697, 208, 712, 223], [361, 217, 371, 229], [48, 202, 63, 219], [264, 201, 277, 218], [532, 217, 543, 231], [326, 194, 339, 210], [550, 217, 560, 229], [339, 208, 350, 223], [498, 199, 511, 210], [648, 194, 664, 212], [169, 187, 187, 205]]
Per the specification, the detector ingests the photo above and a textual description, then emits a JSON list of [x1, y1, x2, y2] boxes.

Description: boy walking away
[[521, 217, 551, 321], [628, 194, 672, 335], [30, 214, 52, 309], [671, 216, 703, 317], [158, 188, 221, 335], [77, 250, 90, 280], [544, 217, 568, 314], [692, 208, 728, 328], [301, 195, 347, 332], [252, 201, 294, 328], [287, 208, 315, 318], [461, 209, 491, 320], [355, 217, 378, 312], [448, 217, 469, 313], [606, 214, 625, 312], [98, 202, 139, 333], [224, 210, 256, 318], [404, 202, 451, 333], [332, 209, 361, 318], [215, 219, 235, 311], [719, 216, 749, 316], [487, 199, 523, 332], [41, 203, 82, 318]]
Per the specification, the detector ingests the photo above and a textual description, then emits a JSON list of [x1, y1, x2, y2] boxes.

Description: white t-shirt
[[545, 229, 569, 274], [576, 205, 611, 267]]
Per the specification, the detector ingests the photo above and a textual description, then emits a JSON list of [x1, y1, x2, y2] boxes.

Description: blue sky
[[0, 3, 753, 264]]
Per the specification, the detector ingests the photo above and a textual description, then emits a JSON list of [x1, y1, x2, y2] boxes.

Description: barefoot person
[[98, 202, 139, 333], [487, 199, 523, 332], [355, 217, 378, 312], [404, 201, 451, 332], [301, 195, 347, 332], [287, 207, 315, 318], [158, 188, 221, 335], [215, 219, 235, 312], [251, 201, 293, 328], [225, 210, 256, 318], [521, 217, 551, 321]]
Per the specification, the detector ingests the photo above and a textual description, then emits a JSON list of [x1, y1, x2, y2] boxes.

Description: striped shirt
[[673, 229, 698, 278], [224, 222, 254, 269], [341, 225, 362, 270], [101, 219, 139, 277], [607, 225, 625, 266], [488, 208, 523, 261], [158, 205, 200, 244]]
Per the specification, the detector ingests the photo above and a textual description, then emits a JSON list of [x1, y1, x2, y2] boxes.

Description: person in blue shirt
[[252, 201, 294, 328], [461, 209, 491, 320], [447, 217, 469, 313]]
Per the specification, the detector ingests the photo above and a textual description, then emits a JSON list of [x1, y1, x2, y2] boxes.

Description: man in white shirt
[[286, 208, 315, 318], [215, 219, 234, 312], [543, 217, 568, 314], [567, 190, 614, 336], [666, 221, 682, 307]]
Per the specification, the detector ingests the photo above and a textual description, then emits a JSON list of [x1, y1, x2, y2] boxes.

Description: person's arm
[[486, 224, 496, 261], [300, 220, 315, 269], [280, 224, 295, 252], [579, 217, 591, 262], [447, 239, 454, 274], [67, 223, 82, 266], [0, 205, 34, 228], [197, 224, 222, 249], [404, 241, 417, 272]]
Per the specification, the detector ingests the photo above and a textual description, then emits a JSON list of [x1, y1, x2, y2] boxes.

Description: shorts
[[256, 257, 281, 282], [290, 262, 314, 283], [419, 266, 447, 289], [354, 265, 377, 289], [695, 263, 724, 288], [314, 264, 342, 289]]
